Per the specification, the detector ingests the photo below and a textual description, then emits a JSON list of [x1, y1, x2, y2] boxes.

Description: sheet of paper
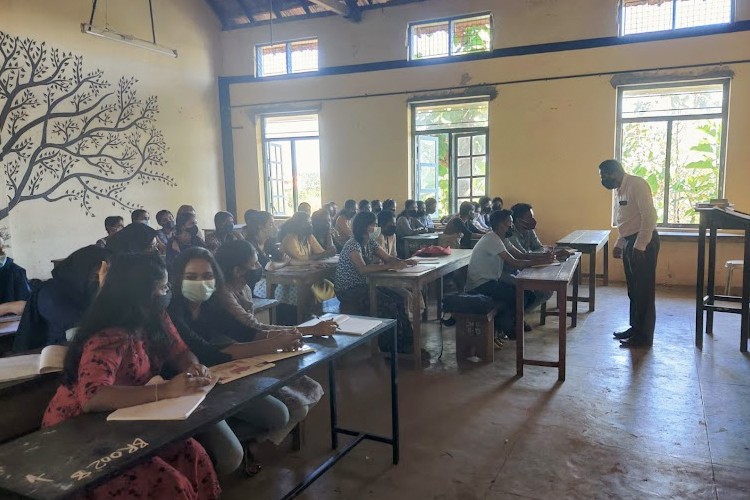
[[393, 264, 434, 273], [107, 377, 218, 421], [38, 345, 68, 374], [298, 314, 380, 335], [254, 344, 315, 363], [0, 354, 42, 383], [211, 359, 275, 384], [0, 315, 22, 324], [531, 262, 562, 268]]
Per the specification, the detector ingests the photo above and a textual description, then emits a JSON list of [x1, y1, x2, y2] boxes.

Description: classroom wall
[[0, 0, 224, 279], [220, 0, 750, 286]]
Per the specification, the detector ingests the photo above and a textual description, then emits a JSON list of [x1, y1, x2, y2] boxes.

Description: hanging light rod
[[81, 0, 177, 58], [81, 23, 178, 57]]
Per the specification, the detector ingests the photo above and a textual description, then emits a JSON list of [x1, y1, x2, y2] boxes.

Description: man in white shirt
[[599, 159, 660, 348], [466, 210, 553, 339]]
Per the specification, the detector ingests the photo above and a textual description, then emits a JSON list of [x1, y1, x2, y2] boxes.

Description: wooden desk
[[0, 319, 399, 500], [696, 207, 750, 351], [0, 373, 59, 444], [556, 230, 610, 312], [515, 253, 581, 381], [402, 234, 439, 257], [368, 249, 473, 369], [252, 298, 279, 324], [266, 264, 336, 324]]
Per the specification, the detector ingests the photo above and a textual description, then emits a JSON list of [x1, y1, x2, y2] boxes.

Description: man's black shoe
[[613, 328, 634, 340], [619, 337, 652, 348]]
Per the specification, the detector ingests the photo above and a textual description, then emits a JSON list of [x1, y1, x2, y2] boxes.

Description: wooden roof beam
[[308, 0, 350, 17]]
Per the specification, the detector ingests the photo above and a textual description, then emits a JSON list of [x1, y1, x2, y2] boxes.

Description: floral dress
[[42, 317, 221, 500]]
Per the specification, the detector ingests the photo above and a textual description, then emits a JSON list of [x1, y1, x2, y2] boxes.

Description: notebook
[[211, 345, 316, 384], [253, 344, 315, 363], [107, 376, 218, 421], [299, 314, 381, 335], [392, 264, 434, 273], [0, 315, 21, 324], [0, 345, 67, 383]]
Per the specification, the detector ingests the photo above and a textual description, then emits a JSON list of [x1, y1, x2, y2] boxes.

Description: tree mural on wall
[[0, 31, 175, 221]]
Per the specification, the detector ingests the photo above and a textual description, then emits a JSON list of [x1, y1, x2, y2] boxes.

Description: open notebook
[[299, 314, 381, 335], [211, 345, 316, 384], [107, 376, 218, 421], [0, 345, 67, 383]]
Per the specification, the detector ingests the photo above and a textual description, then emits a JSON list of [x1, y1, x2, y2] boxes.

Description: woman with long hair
[[243, 210, 289, 297], [42, 253, 221, 499]]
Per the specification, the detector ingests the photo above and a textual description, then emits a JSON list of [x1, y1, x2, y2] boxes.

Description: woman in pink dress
[[42, 252, 221, 499]]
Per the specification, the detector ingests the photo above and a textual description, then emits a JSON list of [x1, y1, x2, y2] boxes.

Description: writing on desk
[[70, 438, 149, 481]]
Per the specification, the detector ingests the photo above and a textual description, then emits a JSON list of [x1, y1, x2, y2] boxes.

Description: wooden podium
[[695, 207, 750, 351]]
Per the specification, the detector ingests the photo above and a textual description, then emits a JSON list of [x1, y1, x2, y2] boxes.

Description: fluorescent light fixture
[[81, 23, 178, 58]]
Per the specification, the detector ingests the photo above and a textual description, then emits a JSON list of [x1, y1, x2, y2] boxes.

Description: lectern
[[695, 207, 750, 351]]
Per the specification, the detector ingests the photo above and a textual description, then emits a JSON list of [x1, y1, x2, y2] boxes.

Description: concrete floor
[[223, 284, 750, 499]]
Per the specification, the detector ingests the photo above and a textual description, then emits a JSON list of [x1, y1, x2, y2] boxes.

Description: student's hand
[[404, 259, 418, 266], [554, 249, 571, 261], [273, 331, 304, 352], [613, 247, 623, 259], [543, 253, 555, 264], [389, 261, 409, 270], [307, 320, 338, 336], [632, 248, 646, 263], [162, 372, 211, 399], [186, 363, 211, 379]]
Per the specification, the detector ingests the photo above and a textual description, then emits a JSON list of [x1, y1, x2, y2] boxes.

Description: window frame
[[260, 113, 321, 216], [255, 37, 319, 77], [407, 12, 493, 61], [618, 0, 735, 36], [614, 78, 731, 228], [410, 98, 490, 214]]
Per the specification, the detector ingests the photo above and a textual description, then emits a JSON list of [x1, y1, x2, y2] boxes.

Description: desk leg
[[707, 224, 717, 335], [436, 276, 443, 323], [571, 262, 580, 329], [558, 283, 567, 382], [328, 360, 338, 450], [389, 324, 400, 465], [696, 218, 706, 348], [603, 241, 609, 286], [412, 282, 423, 370], [516, 284, 525, 377], [742, 233, 750, 353], [369, 285, 378, 317], [588, 249, 596, 312]]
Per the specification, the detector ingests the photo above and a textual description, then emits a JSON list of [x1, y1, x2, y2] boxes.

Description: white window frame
[[408, 13, 492, 61], [619, 0, 735, 36], [255, 38, 319, 77]]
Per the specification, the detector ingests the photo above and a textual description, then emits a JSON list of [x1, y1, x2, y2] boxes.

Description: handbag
[[311, 279, 336, 302], [413, 245, 452, 257]]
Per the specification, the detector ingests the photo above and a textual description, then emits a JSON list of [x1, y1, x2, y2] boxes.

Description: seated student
[[371, 199, 382, 215], [376, 210, 398, 258], [442, 201, 483, 249], [325, 201, 338, 221], [423, 198, 437, 230], [382, 198, 397, 214], [297, 202, 312, 215], [167, 212, 205, 265], [508, 203, 546, 253], [358, 199, 371, 213], [395, 199, 428, 257], [243, 210, 289, 297], [177, 204, 204, 240], [470, 202, 490, 233], [205, 211, 242, 253], [465, 210, 553, 339], [14, 246, 111, 352], [333, 199, 357, 248], [106, 222, 160, 255], [155, 209, 176, 252], [95, 216, 124, 248], [42, 252, 221, 499], [491, 196, 504, 212], [131, 208, 150, 225], [168, 248, 313, 472], [0, 235, 31, 304], [415, 200, 434, 231], [311, 208, 336, 253], [334, 211, 419, 355], [477, 196, 493, 227]]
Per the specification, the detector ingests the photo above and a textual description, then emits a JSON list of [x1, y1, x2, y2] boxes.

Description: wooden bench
[[453, 308, 496, 363]]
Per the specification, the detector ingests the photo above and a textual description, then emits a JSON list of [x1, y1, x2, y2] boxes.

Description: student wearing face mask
[[243, 210, 289, 297], [395, 199, 428, 258], [0, 236, 31, 306], [358, 199, 371, 213], [470, 202, 491, 233], [155, 210, 176, 251], [311, 208, 336, 254], [382, 199, 397, 214], [13, 246, 111, 352], [442, 201, 483, 249], [167, 212, 206, 266], [206, 211, 242, 254], [466, 210, 553, 341], [371, 199, 382, 215], [333, 199, 357, 248], [168, 248, 307, 475]]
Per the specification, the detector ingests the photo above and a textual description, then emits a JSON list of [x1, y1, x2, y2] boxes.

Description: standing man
[[599, 159, 659, 348]]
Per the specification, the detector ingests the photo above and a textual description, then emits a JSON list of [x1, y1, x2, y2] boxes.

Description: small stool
[[725, 260, 744, 295], [453, 308, 497, 363]]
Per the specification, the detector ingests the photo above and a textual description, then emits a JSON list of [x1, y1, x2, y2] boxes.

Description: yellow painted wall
[[1, 0, 224, 278], [222, 0, 750, 286]]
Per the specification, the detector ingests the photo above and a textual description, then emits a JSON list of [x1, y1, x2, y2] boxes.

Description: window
[[620, 0, 733, 35], [409, 14, 491, 60], [256, 39, 318, 77], [412, 100, 489, 215], [261, 114, 321, 215], [616, 80, 729, 226]]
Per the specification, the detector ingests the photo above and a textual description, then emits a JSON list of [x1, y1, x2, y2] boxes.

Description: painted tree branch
[[0, 31, 174, 221]]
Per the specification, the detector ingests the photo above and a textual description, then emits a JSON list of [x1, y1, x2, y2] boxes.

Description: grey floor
[[223, 284, 750, 499]]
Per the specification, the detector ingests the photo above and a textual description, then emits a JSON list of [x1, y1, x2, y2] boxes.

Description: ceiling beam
[[236, 0, 256, 25], [344, 0, 362, 21], [308, 0, 350, 17]]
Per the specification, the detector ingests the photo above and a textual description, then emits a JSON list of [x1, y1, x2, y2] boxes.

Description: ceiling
[[205, 0, 427, 29]]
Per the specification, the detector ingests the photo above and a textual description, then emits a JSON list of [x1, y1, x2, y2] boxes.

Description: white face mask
[[182, 279, 216, 303]]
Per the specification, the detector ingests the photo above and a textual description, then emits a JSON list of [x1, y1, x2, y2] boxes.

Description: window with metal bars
[[409, 13, 491, 60], [615, 80, 730, 226], [256, 39, 319, 77], [620, 0, 733, 35]]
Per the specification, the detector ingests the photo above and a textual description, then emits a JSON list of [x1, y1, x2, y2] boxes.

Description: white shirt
[[466, 231, 508, 292], [614, 173, 658, 251]]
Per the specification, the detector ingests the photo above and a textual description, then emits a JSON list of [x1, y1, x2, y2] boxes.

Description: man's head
[[326, 202, 338, 219], [383, 199, 396, 213], [599, 159, 625, 190], [491, 197, 504, 212], [156, 210, 175, 230], [416, 200, 426, 217], [511, 203, 536, 231], [297, 202, 312, 215], [358, 199, 371, 213], [425, 198, 437, 215], [131, 209, 150, 225], [104, 216, 125, 236], [377, 209, 397, 236], [371, 199, 382, 214], [458, 201, 475, 221], [478, 196, 492, 214], [214, 211, 235, 233], [404, 199, 417, 216], [489, 209, 514, 238]]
